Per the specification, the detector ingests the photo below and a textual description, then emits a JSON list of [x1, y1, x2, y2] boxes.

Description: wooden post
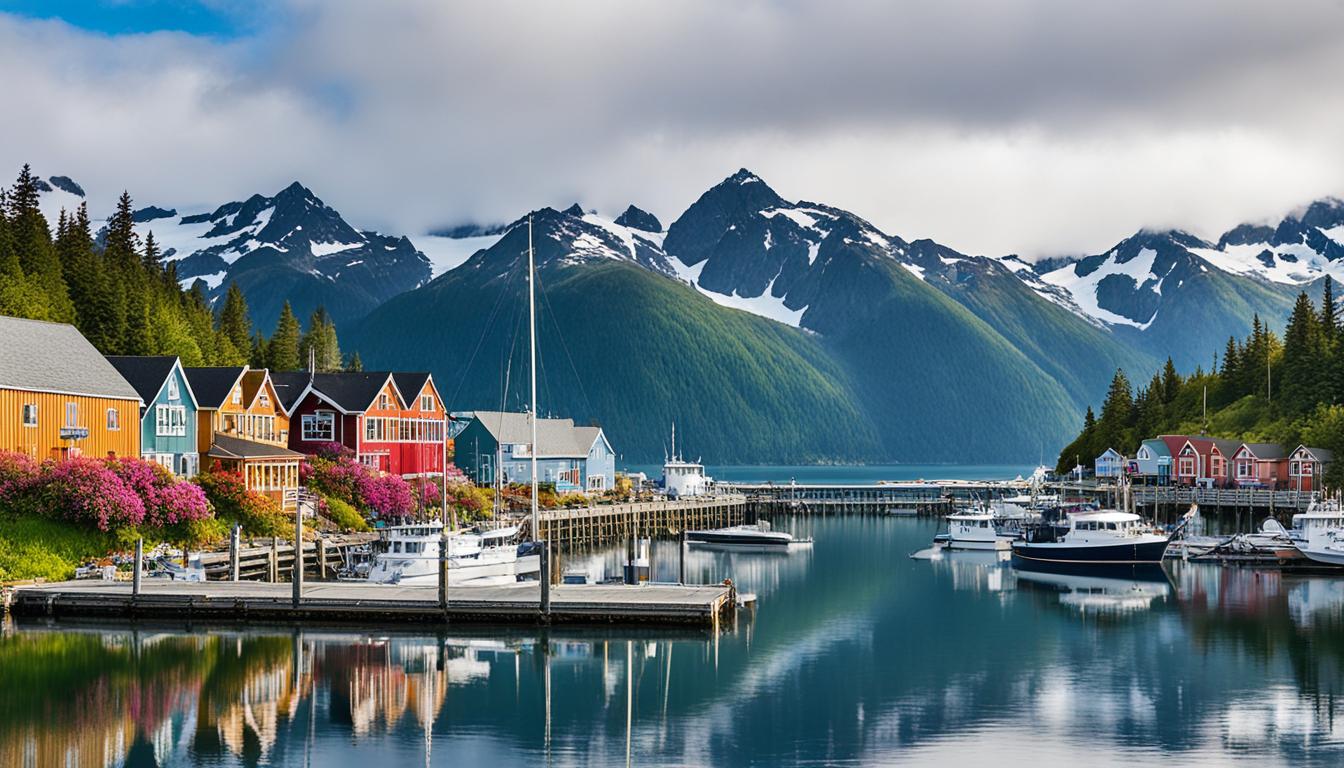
[[229, 525, 241, 582], [438, 528, 449, 615], [132, 538, 143, 596], [679, 530, 686, 585], [292, 501, 304, 607], [269, 538, 279, 583], [540, 541, 551, 619], [318, 537, 328, 580]]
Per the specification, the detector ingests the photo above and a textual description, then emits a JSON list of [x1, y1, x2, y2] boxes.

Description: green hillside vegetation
[[0, 164, 349, 372], [1058, 280, 1344, 489]]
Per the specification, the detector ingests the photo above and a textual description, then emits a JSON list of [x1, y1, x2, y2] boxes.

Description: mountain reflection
[[1, 518, 1343, 766]]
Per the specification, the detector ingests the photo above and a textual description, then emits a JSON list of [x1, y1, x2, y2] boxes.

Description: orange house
[[0, 316, 141, 460], [185, 366, 303, 510]]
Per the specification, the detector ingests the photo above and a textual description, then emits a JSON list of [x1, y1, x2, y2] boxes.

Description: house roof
[[469, 410, 606, 458], [1140, 439, 1172, 457], [184, 366, 247, 409], [293, 371, 399, 413], [1095, 448, 1123, 460], [0, 316, 141, 402], [105, 356, 194, 407], [1239, 443, 1286, 460], [392, 372, 432, 401], [268, 371, 311, 412], [1295, 445, 1336, 463], [1212, 439, 1241, 457], [207, 433, 305, 460]]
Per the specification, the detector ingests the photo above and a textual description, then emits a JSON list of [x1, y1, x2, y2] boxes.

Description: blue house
[[1094, 447, 1125, 479], [1134, 439, 1172, 485], [106, 356, 199, 477], [454, 411, 616, 494]]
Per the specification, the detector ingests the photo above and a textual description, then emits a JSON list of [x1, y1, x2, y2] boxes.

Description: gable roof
[[1095, 447, 1123, 460], [1139, 439, 1171, 458], [1238, 442, 1286, 460], [1294, 445, 1336, 463], [0, 316, 141, 402], [207, 433, 305, 460], [184, 366, 248, 409], [392, 372, 433, 402], [105, 356, 196, 408], [268, 371, 311, 413], [287, 371, 400, 414], [468, 410, 607, 458], [1211, 439, 1241, 458]]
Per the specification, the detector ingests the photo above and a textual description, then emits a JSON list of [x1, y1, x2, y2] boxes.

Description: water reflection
[[3, 517, 1344, 766]]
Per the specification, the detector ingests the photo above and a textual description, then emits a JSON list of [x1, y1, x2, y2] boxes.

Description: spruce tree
[[267, 301, 302, 371], [218, 283, 252, 355], [1323, 275, 1338, 341], [1281, 291, 1323, 415], [7, 165, 75, 322], [142, 230, 161, 274], [1161, 358, 1181, 404], [1096, 369, 1135, 453], [346, 351, 364, 372], [300, 306, 342, 371], [249, 332, 268, 368]]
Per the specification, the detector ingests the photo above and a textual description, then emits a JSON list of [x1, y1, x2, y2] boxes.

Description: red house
[[1288, 445, 1334, 493], [273, 371, 447, 479], [1163, 435, 1238, 488], [1231, 443, 1288, 489]]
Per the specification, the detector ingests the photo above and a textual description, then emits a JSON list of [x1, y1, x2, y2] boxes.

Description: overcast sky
[[2, 0, 1343, 258]]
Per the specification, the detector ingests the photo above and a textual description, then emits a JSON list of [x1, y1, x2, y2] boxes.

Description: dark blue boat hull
[[1011, 539, 1169, 576]]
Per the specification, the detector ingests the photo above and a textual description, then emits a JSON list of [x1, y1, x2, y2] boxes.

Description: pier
[[7, 579, 737, 627], [529, 495, 750, 549]]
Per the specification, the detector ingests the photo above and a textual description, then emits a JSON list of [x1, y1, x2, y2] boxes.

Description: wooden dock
[[6, 579, 737, 627], [532, 495, 749, 548]]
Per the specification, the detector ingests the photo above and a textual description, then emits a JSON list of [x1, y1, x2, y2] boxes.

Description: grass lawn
[[0, 514, 118, 583]]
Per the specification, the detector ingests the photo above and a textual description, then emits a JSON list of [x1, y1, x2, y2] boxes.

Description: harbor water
[[4, 515, 1343, 766]]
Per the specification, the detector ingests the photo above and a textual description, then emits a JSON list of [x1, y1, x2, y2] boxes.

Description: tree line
[[0, 164, 359, 372], [1058, 282, 1344, 488]]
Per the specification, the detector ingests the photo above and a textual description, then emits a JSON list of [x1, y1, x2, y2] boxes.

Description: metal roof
[[468, 410, 605, 458], [0, 316, 140, 401]]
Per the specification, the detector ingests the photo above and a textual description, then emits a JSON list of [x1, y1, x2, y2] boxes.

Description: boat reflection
[[1014, 566, 1174, 614]]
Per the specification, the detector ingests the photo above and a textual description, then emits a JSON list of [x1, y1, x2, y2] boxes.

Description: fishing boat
[[933, 509, 1017, 551], [1011, 510, 1173, 573], [360, 522, 540, 585], [1289, 499, 1344, 567], [685, 520, 810, 551]]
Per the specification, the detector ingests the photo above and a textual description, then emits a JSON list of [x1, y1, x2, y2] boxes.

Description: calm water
[[4, 516, 1344, 767], [624, 463, 1040, 484]]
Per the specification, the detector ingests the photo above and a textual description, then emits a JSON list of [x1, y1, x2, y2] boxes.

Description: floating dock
[[7, 580, 737, 627]]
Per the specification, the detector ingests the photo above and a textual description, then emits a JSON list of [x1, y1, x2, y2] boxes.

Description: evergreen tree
[[346, 351, 364, 372], [7, 165, 75, 322], [123, 287, 153, 355], [103, 191, 141, 272], [1280, 291, 1324, 415], [218, 283, 252, 355], [142, 230, 161, 274], [267, 301, 302, 371], [1096, 369, 1135, 453], [300, 306, 342, 372], [1161, 358, 1181, 404], [249, 332, 268, 368], [1323, 275, 1338, 341]]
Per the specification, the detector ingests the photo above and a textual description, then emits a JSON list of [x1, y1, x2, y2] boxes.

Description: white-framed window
[[302, 411, 335, 441], [1178, 457, 1195, 477], [231, 387, 242, 404], [65, 402, 78, 427], [21, 403, 37, 427], [378, 393, 391, 410], [1237, 460, 1254, 479], [106, 408, 120, 431], [180, 453, 199, 478], [166, 377, 180, 401], [155, 405, 187, 436], [258, 391, 270, 408], [420, 394, 434, 411]]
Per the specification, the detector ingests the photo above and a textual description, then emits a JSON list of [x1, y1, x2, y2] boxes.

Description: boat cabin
[[1065, 511, 1150, 543]]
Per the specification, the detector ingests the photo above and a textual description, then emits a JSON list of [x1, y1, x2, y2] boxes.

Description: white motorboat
[[933, 510, 1017, 551], [1011, 510, 1172, 573], [1289, 499, 1344, 567], [364, 522, 541, 585], [685, 520, 810, 551]]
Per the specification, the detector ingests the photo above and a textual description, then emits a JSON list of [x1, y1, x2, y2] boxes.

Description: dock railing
[[1132, 486, 1314, 511]]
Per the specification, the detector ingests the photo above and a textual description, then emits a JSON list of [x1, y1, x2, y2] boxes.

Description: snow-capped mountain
[[34, 174, 88, 226], [130, 182, 431, 330], [1194, 198, 1344, 285]]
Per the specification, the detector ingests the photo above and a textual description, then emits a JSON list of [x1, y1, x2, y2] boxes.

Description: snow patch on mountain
[[417, 233, 503, 276], [1041, 246, 1168, 330]]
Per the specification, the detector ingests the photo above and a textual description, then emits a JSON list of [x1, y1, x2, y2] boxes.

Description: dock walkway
[[8, 580, 735, 627]]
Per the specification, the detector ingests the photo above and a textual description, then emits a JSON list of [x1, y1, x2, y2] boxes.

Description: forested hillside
[[1058, 280, 1344, 488]]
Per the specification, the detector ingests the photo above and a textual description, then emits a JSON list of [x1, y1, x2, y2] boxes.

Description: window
[[106, 408, 119, 431], [166, 377, 180, 401], [231, 387, 241, 404], [379, 393, 391, 410], [1237, 460, 1253, 478], [156, 405, 187, 437], [302, 412, 335, 441], [1178, 457, 1195, 476], [421, 394, 434, 411], [65, 402, 78, 427], [258, 392, 270, 408], [181, 453, 198, 478], [21, 403, 37, 427]]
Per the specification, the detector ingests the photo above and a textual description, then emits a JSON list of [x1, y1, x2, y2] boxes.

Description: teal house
[[454, 411, 616, 494], [106, 355, 200, 477]]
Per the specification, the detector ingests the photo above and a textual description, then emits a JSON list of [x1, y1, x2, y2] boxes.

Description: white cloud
[[3, 0, 1344, 258]]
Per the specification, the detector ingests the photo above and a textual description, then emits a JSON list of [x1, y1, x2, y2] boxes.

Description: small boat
[[1011, 510, 1172, 573], [685, 520, 810, 551], [1289, 499, 1344, 567], [933, 510, 1017, 551]]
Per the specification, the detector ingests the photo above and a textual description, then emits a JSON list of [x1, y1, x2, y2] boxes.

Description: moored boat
[[359, 521, 541, 585], [685, 520, 810, 550], [933, 510, 1016, 551], [1289, 499, 1344, 567], [1011, 510, 1171, 574]]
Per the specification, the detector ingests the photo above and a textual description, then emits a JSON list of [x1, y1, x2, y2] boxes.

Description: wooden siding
[[1, 387, 140, 459]]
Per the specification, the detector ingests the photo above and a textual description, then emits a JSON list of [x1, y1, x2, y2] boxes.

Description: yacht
[[685, 520, 811, 551], [662, 424, 712, 498], [934, 509, 1017, 551], [1011, 510, 1172, 572], [1289, 499, 1344, 567], [362, 522, 541, 585]]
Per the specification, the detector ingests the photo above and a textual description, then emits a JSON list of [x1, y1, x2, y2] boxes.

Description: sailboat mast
[[528, 215, 539, 541]]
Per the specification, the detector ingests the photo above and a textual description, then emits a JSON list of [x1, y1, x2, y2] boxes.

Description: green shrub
[[322, 495, 370, 532], [195, 469, 288, 537], [0, 514, 116, 582]]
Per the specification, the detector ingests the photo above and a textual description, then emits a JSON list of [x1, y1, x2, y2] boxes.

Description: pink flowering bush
[[303, 454, 415, 519], [33, 457, 146, 531], [361, 473, 415, 518], [0, 450, 39, 506], [107, 458, 211, 528]]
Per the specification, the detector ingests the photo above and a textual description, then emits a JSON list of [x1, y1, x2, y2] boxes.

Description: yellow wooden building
[[0, 316, 141, 460], [185, 366, 303, 510]]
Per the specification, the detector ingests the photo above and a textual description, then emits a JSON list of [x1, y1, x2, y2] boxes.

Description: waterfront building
[[273, 370, 447, 478], [0, 316, 141, 460], [1288, 445, 1334, 493], [1134, 439, 1172, 484], [454, 410, 615, 493], [1093, 447, 1125, 479], [105, 355, 200, 476], [1231, 443, 1288, 489], [185, 365, 303, 510]]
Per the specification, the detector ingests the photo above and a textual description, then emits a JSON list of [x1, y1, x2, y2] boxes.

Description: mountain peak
[[47, 175, 85, 197], [728, 168, 763, 185], [562, 203, 586, 217], [614, 205, 662, 233]]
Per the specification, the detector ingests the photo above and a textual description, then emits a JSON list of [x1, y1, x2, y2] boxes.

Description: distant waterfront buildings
[[454, 410, 615, 494]]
